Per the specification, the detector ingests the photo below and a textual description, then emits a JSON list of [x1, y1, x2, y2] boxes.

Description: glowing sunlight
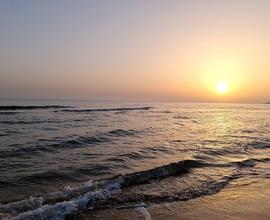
[[216, 81, 229, 95]]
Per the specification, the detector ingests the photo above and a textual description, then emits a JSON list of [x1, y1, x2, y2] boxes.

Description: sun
[[216, 81, 228, 95]]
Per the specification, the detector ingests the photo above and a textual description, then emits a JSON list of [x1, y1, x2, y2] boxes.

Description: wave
[[231, 158, 256, 168], [121, 159, 202, 187], [0, 129, 143, 159], [0, 105, 71, 111], [108, 129, 140, 137], [0, 134, 9, 137], [0, 159, 201, 219], [19, 170, 77, 184], [173, 115, 190, 119], [118, 151, 155, 160], [54, 128, 140, 148], [0, 179, 123, 220], [0, 112, 21, 115], [152, 110, 172, 114], [0, 120, 60, 125], [247, 140, 270, 149], [0, 156, 260, 219], [59, 106, 153, 113]]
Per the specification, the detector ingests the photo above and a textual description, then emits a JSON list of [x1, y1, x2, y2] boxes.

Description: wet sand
[[73, 178, 270, 220]]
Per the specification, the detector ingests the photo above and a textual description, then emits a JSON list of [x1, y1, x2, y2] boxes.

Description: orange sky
[[0, 1, 269, 102]]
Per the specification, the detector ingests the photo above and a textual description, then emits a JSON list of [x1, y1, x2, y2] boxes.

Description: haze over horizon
[[0, 0, 270, 103]]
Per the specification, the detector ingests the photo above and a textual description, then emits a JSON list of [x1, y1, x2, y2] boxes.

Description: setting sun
[[216, 81, 229, 95]]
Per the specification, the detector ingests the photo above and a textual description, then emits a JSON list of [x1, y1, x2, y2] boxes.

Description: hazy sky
[[0, 0, 269, 102]]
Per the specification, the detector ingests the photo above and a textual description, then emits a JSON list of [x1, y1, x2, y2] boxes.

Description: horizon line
[[0, 97, 268, 105]]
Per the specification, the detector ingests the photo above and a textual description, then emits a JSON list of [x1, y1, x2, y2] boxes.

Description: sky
[[0, 0, 269, 103]]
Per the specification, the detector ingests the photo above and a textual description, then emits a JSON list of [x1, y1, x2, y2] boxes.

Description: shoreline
[[73, 178, 270, 220]]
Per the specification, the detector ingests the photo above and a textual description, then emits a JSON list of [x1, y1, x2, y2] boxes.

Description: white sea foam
[[64, 180, 93, 191], [135, 207, 152, 220], [1, 178, 123, 220]]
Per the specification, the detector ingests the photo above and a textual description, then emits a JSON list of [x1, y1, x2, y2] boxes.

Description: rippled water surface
[[0, 101, 269, 219]]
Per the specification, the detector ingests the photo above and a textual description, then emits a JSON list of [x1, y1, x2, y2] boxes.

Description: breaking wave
[[0, 158, 252, 220]]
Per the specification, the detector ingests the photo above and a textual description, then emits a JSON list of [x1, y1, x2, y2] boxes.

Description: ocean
[[0, 100, 269, 219]]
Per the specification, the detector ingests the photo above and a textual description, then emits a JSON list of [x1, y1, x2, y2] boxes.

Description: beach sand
[[73, 178, 270, 220]]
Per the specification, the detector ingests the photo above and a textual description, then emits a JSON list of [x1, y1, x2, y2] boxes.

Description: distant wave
[[0, 105, 72, 111], [59, 106, 153, 113], [173, 115, 190, 119], [0, 111, 21, 115], [0, 120, 60, 125], [248, 140, 270, 149], [0, 128, 144, 159], [108, 129, 141, 136]]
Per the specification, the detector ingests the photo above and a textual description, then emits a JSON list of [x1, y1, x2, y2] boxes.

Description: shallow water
[[0, 101, 269, 219]]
